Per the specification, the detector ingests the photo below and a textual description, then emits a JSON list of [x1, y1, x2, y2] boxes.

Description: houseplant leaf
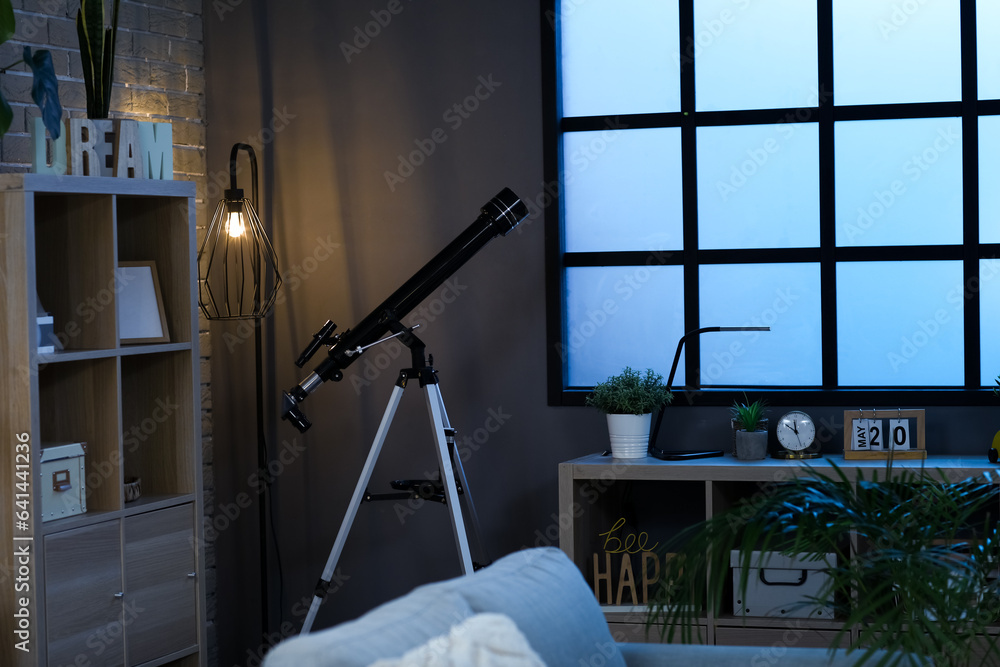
[[78, 0, 105, 117], [0, 0, 15, 45], [23, 47, 62, 139], [0, 90, 12, 137], [101, 0, 120, 117]]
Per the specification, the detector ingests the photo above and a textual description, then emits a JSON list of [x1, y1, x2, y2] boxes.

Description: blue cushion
[[262, 588, 474, 667], [439, 547, 627, 667]]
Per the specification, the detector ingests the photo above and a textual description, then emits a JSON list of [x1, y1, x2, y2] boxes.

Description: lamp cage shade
[[198, 196, 281, 320]]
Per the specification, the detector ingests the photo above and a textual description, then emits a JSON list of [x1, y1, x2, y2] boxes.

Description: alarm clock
[[773, 410, 822, 459]]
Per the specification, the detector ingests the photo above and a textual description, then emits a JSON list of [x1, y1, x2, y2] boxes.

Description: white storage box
[[731, 550, 835, 619], [40, 443, 87, 522]]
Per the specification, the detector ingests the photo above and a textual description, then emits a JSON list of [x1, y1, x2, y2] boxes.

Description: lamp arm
[[229, 142, 258, 205], [649, 326, 769, 456]]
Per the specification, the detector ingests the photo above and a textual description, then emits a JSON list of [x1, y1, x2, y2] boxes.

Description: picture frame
[[117, 261, 169, 344]]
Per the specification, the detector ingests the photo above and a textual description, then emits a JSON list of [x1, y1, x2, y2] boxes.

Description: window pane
[[564, 128, 683, 252], [833, 0, 961, 106], [565, 265, 684, 387], [980, 116, 1000, 243], [559, 0, 680, 117], [695, 0, 818, 111], [835, 118, 962, 247], [837, 261, 964, 386], [697, 123, 819, 249], [980, 259, 1000, 386], [979, 2, 1000, 100], [699, 264, 822, 386]]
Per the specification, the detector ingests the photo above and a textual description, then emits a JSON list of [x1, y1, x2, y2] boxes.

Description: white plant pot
[[606, 413, 652, 459]]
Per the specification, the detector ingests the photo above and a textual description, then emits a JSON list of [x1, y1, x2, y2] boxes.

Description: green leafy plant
[[648, 462, 1000, 667], [585, 366, 672, 415], [0, 0, 62, 138], [729, 395, 767, 432], [77, 0, 120, 118]]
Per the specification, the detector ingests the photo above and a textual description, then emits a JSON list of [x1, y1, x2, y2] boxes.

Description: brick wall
[[0, 1, 214, 664]]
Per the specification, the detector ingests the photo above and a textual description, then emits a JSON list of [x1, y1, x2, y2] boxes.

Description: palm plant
[[648, 461, 1000, 667]]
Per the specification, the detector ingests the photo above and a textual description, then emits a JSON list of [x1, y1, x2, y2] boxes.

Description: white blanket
[[368, 613, 546, 667]]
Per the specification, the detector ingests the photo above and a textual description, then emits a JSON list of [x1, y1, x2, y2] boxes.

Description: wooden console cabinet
[[0, 174, 205, 667], [559, 452, 998, 649]]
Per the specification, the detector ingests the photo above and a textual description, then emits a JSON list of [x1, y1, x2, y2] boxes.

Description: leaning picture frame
[[117, 261, 170, 344]]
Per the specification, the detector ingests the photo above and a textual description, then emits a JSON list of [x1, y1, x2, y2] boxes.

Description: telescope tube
[[282, 187, 528, 432]]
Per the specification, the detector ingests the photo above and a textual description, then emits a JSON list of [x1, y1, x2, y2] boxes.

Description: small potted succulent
[[586, 366, 672, 459], [730, 395, 768, 460]]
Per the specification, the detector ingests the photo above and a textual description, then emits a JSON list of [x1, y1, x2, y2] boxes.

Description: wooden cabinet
[[559, 453, 998, 648], [0, 174, 205, 667]]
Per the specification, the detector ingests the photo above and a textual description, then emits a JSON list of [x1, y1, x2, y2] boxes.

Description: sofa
[[262, 546, 900, 667]]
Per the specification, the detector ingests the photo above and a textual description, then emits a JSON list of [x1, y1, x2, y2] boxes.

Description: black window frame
[[542, 0, 1000, 408]]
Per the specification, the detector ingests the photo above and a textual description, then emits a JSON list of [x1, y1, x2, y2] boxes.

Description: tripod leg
[[449, 440, 491, 568], [300, 383, 406, 634], [424, 384, 475, 574], [432, 386, 490, 568]]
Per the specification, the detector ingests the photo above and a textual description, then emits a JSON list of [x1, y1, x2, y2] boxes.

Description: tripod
[[300, 341, 489, 634]]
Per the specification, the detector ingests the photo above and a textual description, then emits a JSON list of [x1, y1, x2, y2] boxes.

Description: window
[[544, 0, 1000, 406]]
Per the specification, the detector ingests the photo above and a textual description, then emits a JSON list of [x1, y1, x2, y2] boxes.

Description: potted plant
[[77, 0, 120, 119], [0, 0, 62, 139], [730, 395, 767, 460], [648, 461, 1000, 666], [586, 366, 672, 459]]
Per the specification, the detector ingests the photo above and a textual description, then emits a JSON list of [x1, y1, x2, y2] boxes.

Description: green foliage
[[729, 395, 767, 432], [0, 0, 62, 139], [586, 366, 672, 415], [76, 0, 120, 118], [648, 463, 1000, 667]]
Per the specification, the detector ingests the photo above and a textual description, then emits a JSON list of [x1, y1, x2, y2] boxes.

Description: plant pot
[[734, 429, 767, 461], [731, 417, 768, 456], [606, 413, 651, 459]]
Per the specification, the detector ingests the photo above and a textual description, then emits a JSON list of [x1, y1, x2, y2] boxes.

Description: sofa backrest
[[262, 547, 625, 667]]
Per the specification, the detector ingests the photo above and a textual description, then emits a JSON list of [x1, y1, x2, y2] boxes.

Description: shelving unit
[[0, 174, 205, 667], [558, 452, 998, 650]]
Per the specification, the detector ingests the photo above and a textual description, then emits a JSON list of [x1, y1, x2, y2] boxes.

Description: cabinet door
[[44, 521, 125, 667], [124, 504, 197, 665]]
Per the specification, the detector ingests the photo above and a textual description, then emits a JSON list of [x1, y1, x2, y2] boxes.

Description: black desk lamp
[[648, 326, 770, 460]]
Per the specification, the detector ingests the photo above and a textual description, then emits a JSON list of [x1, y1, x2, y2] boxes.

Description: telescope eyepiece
[[481, 187, 528, 236]]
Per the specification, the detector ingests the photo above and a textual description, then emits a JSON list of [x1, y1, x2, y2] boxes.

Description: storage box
[[731, 550, 835, 619], [40, 443, 87, 522]]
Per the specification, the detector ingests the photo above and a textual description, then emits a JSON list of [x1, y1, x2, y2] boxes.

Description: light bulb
[[225, 210, 245, 238]]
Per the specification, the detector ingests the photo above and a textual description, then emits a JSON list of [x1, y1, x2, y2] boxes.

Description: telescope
[[281, 187, 529, 432]]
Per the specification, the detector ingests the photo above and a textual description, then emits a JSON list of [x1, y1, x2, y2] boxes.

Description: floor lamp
[[197, 143, 282, 641]]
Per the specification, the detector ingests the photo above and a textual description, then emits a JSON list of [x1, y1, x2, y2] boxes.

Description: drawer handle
[[52, 470, 71, 492]]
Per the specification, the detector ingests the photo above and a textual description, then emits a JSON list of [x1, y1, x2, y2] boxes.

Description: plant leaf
[[23, 47, 62, 139], [76, 10, 96, 117], [80, 0, 105, 117], [102, 0, 120, 117], [0, 0, 14, 45], [0, 89, 12, 137]]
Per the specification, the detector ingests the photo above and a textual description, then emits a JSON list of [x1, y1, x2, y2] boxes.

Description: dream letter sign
[[30, 117, 173, 180]]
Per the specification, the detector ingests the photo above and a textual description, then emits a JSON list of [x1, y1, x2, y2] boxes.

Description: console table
[[558, 452, 998, 648]]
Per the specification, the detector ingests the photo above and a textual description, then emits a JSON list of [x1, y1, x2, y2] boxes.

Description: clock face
[[776, 411, 817, 452]]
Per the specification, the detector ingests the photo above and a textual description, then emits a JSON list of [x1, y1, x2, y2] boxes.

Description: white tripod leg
[[300, 383, 405, 634], [424, 383, 475, 574]]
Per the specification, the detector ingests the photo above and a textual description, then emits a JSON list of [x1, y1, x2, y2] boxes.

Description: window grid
[[544, 0, 999, 407]]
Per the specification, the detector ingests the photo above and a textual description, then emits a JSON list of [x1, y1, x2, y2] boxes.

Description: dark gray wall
[[204, 2, 591, 665], [203, 2, 1000, 665]]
